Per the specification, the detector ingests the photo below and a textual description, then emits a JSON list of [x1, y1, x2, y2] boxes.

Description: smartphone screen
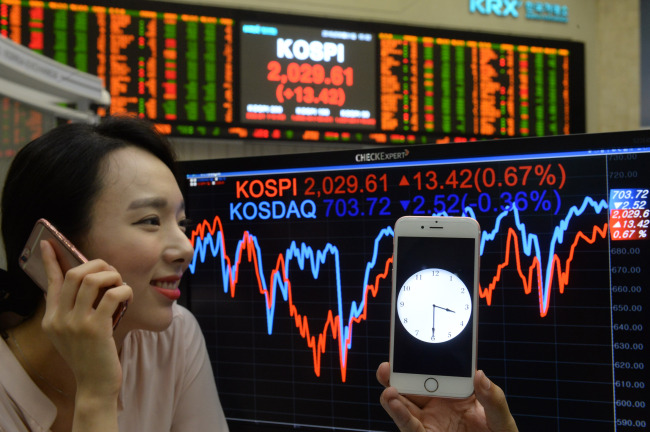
[[393, 235, 476, 377]]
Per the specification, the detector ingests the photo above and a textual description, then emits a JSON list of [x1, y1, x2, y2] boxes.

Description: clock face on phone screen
[[397, 268, 471, 343], [393, 236, 476, 377]]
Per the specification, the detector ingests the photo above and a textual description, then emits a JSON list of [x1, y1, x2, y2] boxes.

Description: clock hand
[[432, 304, 436, 338], [433, 304, 456, 313]]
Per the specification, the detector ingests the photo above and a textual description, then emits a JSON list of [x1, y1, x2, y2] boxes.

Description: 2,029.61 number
[[304, 174, 388, 196]]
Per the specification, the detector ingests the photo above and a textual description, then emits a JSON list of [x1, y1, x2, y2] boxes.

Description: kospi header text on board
[[240, 22, 376, 130]]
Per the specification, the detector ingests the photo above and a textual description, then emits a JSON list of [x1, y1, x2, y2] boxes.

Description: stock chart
[[181, 137, 649, 431]]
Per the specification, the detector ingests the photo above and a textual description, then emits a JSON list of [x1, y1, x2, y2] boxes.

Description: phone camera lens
[[19, 248, 31, 263], [421, 226, 424, 229]]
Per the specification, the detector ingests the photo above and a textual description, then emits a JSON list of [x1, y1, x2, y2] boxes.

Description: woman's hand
[[376, 362, 518, 432], [40, 239, 133, 398]]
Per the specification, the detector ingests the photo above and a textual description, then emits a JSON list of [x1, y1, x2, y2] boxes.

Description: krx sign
[[469, 0, 569, 23], [469, 0, 521, 17]]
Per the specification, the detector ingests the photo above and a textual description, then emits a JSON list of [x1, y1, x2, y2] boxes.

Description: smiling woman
[[0, 116, 518, 432], [0, 116, 228, 432]]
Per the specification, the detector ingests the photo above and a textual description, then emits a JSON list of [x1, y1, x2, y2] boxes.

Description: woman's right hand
[[377, 362, 518, 432], [40, 239, 132, 399]]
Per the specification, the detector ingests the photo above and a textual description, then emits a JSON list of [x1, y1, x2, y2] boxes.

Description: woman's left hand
[[40, 239, 133, 398]]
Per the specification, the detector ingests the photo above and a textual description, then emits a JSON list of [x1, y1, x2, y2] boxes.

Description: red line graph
[[190, 216, 609, 380], [479, 223, 609, 317], [190, 216, 392, 382]]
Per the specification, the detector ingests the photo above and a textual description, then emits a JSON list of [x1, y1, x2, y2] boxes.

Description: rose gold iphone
[[19, 218, 127, 329]]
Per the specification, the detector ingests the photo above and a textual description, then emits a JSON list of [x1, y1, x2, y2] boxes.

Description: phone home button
[[424, 378, 439, 393]]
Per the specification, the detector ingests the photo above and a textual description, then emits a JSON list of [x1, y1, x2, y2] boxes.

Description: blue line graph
[[188, 195, 609, 378]]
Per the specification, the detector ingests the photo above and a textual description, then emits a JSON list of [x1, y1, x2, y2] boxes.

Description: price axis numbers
[[610, 244, 648, 430], [606, 154, 650, 430]]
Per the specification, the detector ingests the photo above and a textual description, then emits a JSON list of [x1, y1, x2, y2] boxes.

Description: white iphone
[[389, 215, 480, 398]]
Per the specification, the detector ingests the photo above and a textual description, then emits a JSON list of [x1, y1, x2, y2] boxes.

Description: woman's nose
[[165, 225, 195, 264]]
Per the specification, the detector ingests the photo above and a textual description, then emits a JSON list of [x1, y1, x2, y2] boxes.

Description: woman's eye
[[138, 216, 161, 226]]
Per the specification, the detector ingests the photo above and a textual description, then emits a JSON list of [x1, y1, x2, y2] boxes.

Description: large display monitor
[[0, 0, 585, 144], [178, 131, 649, 431]]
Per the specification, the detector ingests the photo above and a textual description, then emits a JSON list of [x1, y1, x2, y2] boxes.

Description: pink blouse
[[0, 303, 229, 431]]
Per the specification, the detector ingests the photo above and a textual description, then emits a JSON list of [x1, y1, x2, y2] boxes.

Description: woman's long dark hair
[[0, 116, 177, 320]]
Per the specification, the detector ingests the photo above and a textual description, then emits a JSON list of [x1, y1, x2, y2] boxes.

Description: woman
[[0, 116, 228, 431], [0, 116, 517, 432]]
